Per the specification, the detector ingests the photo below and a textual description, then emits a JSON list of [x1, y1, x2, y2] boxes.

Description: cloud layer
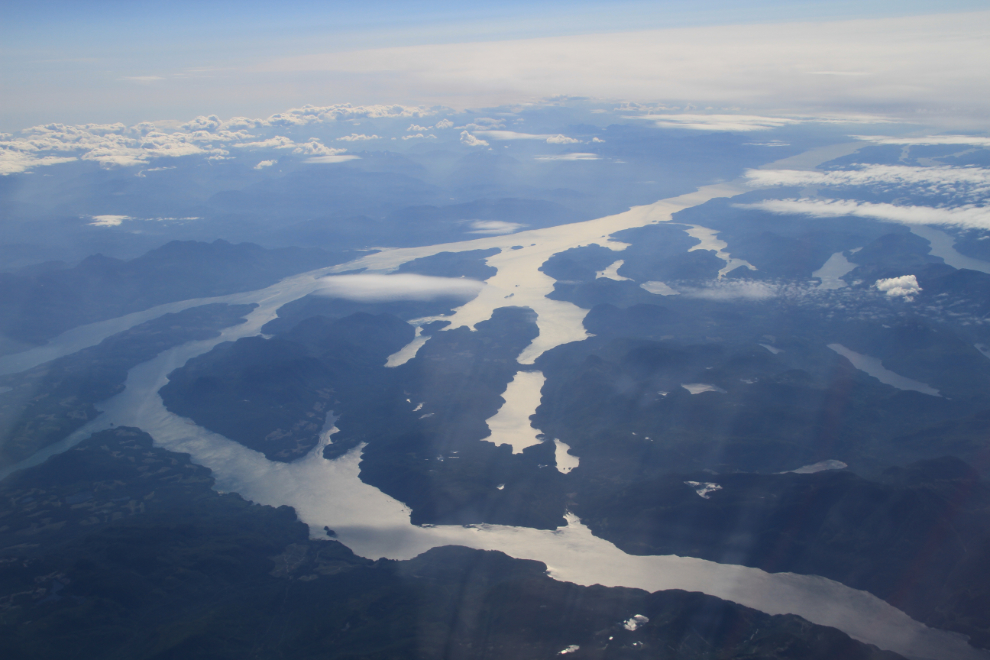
[[0, 103, 431, 175], [746, 164, 990, 202], [738, 198, 990, 230], [254, 12, 990, 123]]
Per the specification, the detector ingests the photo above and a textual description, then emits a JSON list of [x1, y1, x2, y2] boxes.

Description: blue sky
[[2, 1, 988, 130]]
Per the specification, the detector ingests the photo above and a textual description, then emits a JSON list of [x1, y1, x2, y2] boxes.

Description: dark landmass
[[570, 457, 990, 650], [396, 248, 499, 280], [260, 292, 469, 336], [161, 312, 413, 461], [0, 427, 903, 660], [0, 239, 347, 346], [539, 244, 623, 283], [0, 303, 255, 468]]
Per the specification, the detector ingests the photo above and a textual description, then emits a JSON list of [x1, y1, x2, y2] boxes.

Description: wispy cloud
[[474, 130, 581, 143], [336, 133, 380, 141], [305, 155, 361, 164], [467, 220, 524, 235], [737, 198, 990, 230], [628, 114, 802, 132], [88, 214, 131, 227], [535, 153, 599, 161], [680, 280, 780, 300], [314, 273, 484, 301], [854, 135, 990, 147], [254, 159, 276, 169], [746, 164, 990, 201]]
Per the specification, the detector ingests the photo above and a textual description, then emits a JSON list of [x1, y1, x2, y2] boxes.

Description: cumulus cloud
[[434, 119, 454, 129], [181, 115, 222, 132], [875, 274, 922, 301], [591, 137, 605, 143], [546, 134, 581, 144], [313, 273, 484, 302], [402, 133, 436, 140], [0, 103, 445, 175], [854, 135, 990, 147], [460, 131, 489, 147], [745, 164, 990, 201], [291, 138, 348, 156], [623, 615, 650, 631], [407, 124, 431, 131], [336, 133, 380, 141], [261, 103, 435, 128], [254, 160, 276, 169], [467, 220, 525, 235], [737, 198, 990, 230], [534, 153, 599, 161]]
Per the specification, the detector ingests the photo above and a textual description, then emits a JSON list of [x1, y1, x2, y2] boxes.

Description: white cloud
[[292, 138, 348, 157], [745, 164, 990, 201], [232, 135, 297, 150], [88, 215, 131, 227], [737, 198, 990, 230], [623, 615, 649, 631], [744, 140, 790, 147], [254, 159, 276, 169], [473, 130, 580, 143], [181, 115, 223, 132], [591, 137, 605, 143], [535, 153, 599, 161], [0, 150, 76, 175], [629, 113, 802, 131], [260, 103, 435, 128], [680, 280, 780, 300], [434, 119, 454, 129], [336, 133, 380, 141], [467, 220, 524, 235], [460, 131, 489, 147], [474, 130, 546, 140], [875, 274, 921, 301], [684, 480, 723, 498], [407, 124, 431, 131], [313, 273, 484, 301], [854, 135, 990, 147], [402, 133, 436, 140], [305, 155, 361, 164], [640, 281, 679, 296]]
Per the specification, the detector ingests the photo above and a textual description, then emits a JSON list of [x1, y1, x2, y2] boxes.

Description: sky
[[2, 1, 989, 131]]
